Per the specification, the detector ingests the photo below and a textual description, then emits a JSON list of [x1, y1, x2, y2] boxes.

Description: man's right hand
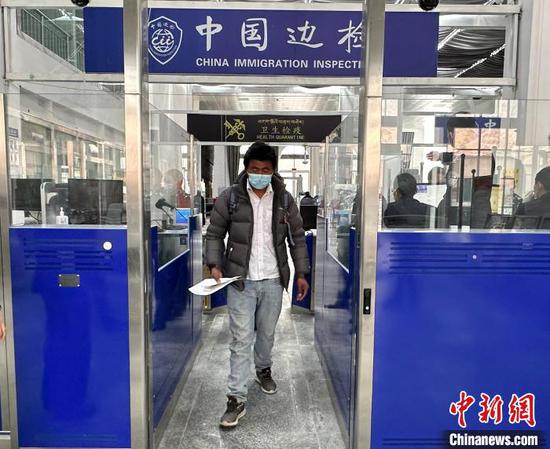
[[211, 266, 223, 284], [427, 151, 440, 161]]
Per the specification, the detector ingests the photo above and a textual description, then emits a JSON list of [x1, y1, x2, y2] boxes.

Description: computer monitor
[[12, 178, 51, 211], [511, 215, 541, 230], [540, 216, 550, 230], [175, 208, 191, 225], [68, 179, 124, 224], [98, 180, 124, 218], [485, 214, 512, 230]]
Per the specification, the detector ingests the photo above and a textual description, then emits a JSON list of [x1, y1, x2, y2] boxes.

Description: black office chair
[[485, 214, 513, 230], [383, 213, 433, 229], [539, 215, 550, 230], [102, 203, 125, 225], [510, 215, 541, 230]]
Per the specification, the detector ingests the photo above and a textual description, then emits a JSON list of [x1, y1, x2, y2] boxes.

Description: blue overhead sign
[[84, 8, 439, 77], [435, 116, 502, 144]]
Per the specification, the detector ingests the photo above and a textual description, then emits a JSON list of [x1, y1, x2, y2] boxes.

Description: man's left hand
[[296, 277, 309, 301]]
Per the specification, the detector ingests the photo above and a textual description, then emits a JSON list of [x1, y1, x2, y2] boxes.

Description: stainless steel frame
[[123, 0, 151, 448], [0, 94, 18, 449], [0, 4, 17, 447], [189, 135, 196, 207], [353, 0, 385, 448], [2, 0, 520, 89], [3, 73, 518, 88], [324, 136, 330, 219], [0, 0, 521, 13]]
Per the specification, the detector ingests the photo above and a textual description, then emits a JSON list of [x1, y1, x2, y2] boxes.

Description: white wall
[[149, 84, 193, 131], [6, 10, 81, 78], [517, 0, 550, 146], [5, 10, 125, 136], [212, 145, 230, 197]]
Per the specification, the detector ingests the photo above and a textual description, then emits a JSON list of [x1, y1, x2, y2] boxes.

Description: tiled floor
[[158, 295, 347, 449]]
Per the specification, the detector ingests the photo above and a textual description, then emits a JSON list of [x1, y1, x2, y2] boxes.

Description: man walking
[[206, 142, 310, 428]]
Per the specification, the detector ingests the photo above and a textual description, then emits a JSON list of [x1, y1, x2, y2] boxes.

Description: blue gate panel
[[10, 227, 131, 448], [292, 231, 315, 310], [152, 251, 192, 428], [372, 232, 550, 448], [314, 219, 357, 436], [210, 290, 227, 309]]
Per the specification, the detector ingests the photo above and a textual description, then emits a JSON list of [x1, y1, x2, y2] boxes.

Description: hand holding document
[[189, 276, 241, 296]]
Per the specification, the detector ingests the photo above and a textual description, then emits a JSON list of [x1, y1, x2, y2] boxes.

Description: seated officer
[[384, 173, 431, 228], [428, 166, 446, 185], [428, 116, 494, 228], [515, 167, 550, 226]]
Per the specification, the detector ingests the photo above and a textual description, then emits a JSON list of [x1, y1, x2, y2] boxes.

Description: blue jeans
[[226, 279, 283, 402]]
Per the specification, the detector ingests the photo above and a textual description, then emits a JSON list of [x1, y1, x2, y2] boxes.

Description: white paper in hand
[[189, 276, 241, 296]]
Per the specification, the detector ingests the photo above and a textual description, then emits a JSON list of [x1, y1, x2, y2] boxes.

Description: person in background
[[194, 190, 206, 223], [151, 168, 165, 227], [300, 191, 317, 206], [163, 169, 191, 208], [427, 116, 494, 228], [384, 173, 430, 228], [515, 166, 550, 220], [205, 141, 310, 428], [0, 308, 5, 340], [428, 166, 447, 185]]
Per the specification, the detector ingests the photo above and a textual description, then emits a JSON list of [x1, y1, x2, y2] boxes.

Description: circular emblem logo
[[148, 16, 183, 65], [152, 28, 175, 54]]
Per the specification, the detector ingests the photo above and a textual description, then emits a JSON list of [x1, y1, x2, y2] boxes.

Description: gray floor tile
[[158, 297, 346, 449]]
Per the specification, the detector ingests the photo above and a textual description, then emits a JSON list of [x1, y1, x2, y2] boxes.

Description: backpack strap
[[228, 186, 238, 215], [281, 191, 295, 247], [282, 191, 290, 211]]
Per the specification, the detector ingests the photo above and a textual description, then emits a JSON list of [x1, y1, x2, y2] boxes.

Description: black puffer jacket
[[205, 172, 309, 291]]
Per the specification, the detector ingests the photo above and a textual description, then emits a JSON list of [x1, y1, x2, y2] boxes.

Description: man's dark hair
[[446, 116, 478, 135], [394, 173, 418, 198], [535, 167, 550, 191], [243, 141, 277, 170]]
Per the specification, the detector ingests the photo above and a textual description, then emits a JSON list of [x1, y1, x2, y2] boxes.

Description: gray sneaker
[[220, 396, 246, 428], [256, 367, 277, 394]]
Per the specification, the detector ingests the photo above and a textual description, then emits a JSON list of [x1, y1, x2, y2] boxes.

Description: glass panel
[[20, 120, 52, 179], [54, 130, 76, 183], [16, 8, 84, 72], [149, 106, 197, 267], [380, 98, 550, 232], [310, 143, 325, 203], [6, 82, 126, 226], [147, 94, 203, 429], [315, 109, 359, 441], [1, 80, 127, 438], [325, 113, 359, 269]]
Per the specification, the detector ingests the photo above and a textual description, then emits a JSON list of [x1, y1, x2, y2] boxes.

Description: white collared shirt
[[247, 180, 279, 281]]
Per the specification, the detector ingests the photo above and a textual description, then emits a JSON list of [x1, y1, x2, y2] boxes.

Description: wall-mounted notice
[[187, 114, 341, 143]]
